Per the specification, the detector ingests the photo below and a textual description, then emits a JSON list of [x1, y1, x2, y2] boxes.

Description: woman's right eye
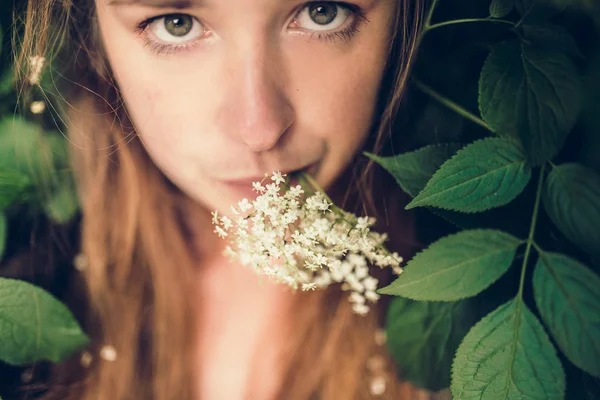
[[144, 14, 206, 45]]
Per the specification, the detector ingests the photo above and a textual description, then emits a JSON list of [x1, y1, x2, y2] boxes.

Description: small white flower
[[352, 303, 370, 316], [238, 198, 252, 212], [220, 216, 233, 230], [214, 226, 228, 238], [100, 345, 117, 362], [30, 101, 46, 114], [73, 253, 88, 271], [252, 181, 265, 193], [28, 56, 46, 85], [211, 211, 219, 225], [212, 170, 403, 316], [271, 171, 286, 185], [80, 351, 93, 368]]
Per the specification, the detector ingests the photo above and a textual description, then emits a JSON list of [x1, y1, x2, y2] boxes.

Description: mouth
[[221, 162, 320, 198]]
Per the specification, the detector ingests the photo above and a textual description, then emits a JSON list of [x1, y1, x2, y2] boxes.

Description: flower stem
[[426, 18, 515, 32], [517, 164, 546, 300], [424, 0, 440, 29], [412, 78, 493, 132]]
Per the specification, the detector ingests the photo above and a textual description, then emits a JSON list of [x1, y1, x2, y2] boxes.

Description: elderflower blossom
[[212, 172, 403, 315], [28, 56, 46, 86]]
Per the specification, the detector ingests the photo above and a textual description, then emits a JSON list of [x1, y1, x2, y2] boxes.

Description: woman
[[15, 0, 447, 398]]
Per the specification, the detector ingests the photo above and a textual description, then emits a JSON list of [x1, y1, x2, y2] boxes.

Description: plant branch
[[517, 164, 546, 300], [426, 18, 515, 32], [412, 78, 493, 132], [424, 0, 441, 29]]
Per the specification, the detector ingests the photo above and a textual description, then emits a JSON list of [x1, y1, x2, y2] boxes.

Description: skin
[[94, 0, 397, 398], [95, 0, 395, 218]]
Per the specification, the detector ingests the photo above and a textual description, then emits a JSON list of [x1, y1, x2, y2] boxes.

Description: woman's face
[[95, 0, 395, 216]]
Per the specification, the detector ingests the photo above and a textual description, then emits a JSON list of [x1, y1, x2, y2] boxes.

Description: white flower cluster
[[212, 172, 403, 315]]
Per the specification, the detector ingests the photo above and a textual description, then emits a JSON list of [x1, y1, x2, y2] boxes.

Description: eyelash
[[135, 2, 367, 56]]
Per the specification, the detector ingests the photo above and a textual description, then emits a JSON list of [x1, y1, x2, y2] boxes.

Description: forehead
[[105, 0, 302, 8]]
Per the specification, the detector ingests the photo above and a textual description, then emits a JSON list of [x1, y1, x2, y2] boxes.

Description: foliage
[[0, 0, 598, 398], [371, 0, 600, 398], [0, 0, 87, 391]]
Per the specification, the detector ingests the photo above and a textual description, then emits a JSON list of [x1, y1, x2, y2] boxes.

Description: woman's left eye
[[290, 2, 366, 43], [295, 3, 352, 32], [137, 14, 207, 55]]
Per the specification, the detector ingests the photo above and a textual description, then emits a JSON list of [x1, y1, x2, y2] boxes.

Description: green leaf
[[43, 175, 79, 224], [452, 299, 565, 399], [533, 251, 600, 378], [379, 229, 523, 301], [0, 67, 13, 96], [0, 171, 33, 210], [0, 118, 54, 183], [364, 143, 462, 198], [0, 118, 71, 208], [490, 0, 515, 17], [479, 40, 583, 165], [542, 163, 600, 256], [0, 213, 6, 261], [515, 0, 570, 19], [406, 138, 531, 213], [0, 278, 89, 365], [522, 23, 584, 59], [385, 297, 478, 391]]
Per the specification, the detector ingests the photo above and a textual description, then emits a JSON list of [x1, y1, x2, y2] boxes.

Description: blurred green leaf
[[522, 23, 584, 59], [386, 297, 477, 391], [0, 213, 6, 261], [0, 278, 89, 366], [533, 251, 600, 378], [543, 163, 600, 256], [0, 67, 13, 96], [43, 174, 79, 224], [0, 170, 33, 210], [490, 0, 515, 18], [479, 41, 583, 165]]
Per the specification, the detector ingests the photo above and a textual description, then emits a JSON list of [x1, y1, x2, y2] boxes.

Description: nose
[[217, 38, 295, 153]]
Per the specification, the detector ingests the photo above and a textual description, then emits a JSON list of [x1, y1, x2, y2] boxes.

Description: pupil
[[309, 3, 338, 25], [165, 15, 193, 37]]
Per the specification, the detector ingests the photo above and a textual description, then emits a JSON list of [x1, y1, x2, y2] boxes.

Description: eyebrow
[[108, 0, 201, 8]]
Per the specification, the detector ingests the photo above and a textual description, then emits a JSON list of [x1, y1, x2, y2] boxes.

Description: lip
[[222, 163, 319, 186], [221, 162, 319, 198]]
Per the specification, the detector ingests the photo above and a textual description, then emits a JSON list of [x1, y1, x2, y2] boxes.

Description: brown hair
[[13, 0, 436, 399]]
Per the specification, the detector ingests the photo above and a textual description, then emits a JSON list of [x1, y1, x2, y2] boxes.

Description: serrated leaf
[[533, 251, 600, 377], [379, 229, 523, 301], [364, 143, 463, 198], [406, 138, 531, 212], [542, 163, 600, 256], [452, 299, 565, 399], [522, 23, 584, 59], [490, 0, 515, 17], [0, 213, 6, 261], [479, 40, 583, 165], [0, 278, 89, 365], [386, 297, 478, 391]]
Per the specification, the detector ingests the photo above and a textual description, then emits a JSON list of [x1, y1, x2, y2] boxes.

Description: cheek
[[289, 41, 389, 170]]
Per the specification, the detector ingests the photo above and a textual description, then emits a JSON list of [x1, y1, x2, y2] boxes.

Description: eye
[[147, 14, 206, 44], [295, 2, 352, 32]]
